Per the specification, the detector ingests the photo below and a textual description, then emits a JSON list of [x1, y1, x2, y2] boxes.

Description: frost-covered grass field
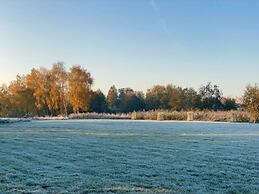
[[0, 120, 259, 193]]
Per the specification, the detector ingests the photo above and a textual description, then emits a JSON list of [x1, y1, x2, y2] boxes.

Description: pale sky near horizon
[[0, 0, 258, 97]]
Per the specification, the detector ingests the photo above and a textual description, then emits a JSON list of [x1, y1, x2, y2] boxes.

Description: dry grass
[[131, 110, 252, 123], [69, 112, 130, 120], [32, 111, 253, 123], [192, 111, 250, 122]]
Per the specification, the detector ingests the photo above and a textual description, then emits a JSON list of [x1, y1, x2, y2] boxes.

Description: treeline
[[106, 83, 237, 113], [0, 63, 258, 121]]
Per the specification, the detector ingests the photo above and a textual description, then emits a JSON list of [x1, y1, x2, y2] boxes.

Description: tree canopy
[[0, 63, 256, 119], [243, 84, 259, 123]]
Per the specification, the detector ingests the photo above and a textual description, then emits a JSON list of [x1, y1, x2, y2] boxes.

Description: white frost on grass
[[180, 132, 259, 137], [0, 118, 31, 124], [0, 121, 259, 193]]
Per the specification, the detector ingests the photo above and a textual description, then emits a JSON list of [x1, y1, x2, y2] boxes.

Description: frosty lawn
[[0, 120, 259, 193]]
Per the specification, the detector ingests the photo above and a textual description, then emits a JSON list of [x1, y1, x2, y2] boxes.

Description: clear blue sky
[[0, 0, 258, 97]]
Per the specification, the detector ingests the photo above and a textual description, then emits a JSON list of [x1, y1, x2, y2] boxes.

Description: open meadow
[[0, 120, 258, 193]]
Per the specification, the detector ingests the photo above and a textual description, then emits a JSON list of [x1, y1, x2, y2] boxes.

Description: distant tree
[[145, 85, 168, 110], [124, 91, 145, 112], [27, 67, 51, 115], [221, 98, 237, 111], [8, 75, 36, 117], [243, 84, 259, 123], [107, 85, 119, 112], [90, 90, 107, 113], [182, 88, 201, 111], [49, 63, 68, 116], [68, 65, 93, 113], [146, 85, 197, 111], [118, 88, 134, 112], [167, 85, 185, 111], [0, 84, 10, 117], [118, 88, 145, 112], [199, 82, 223, 110]]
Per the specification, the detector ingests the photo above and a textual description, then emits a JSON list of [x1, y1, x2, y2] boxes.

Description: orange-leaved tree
[[68, 65, 93, 113]]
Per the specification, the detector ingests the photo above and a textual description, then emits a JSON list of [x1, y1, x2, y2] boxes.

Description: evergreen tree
[[90, 90, 107, 113], [107, 85, 119, 112]]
